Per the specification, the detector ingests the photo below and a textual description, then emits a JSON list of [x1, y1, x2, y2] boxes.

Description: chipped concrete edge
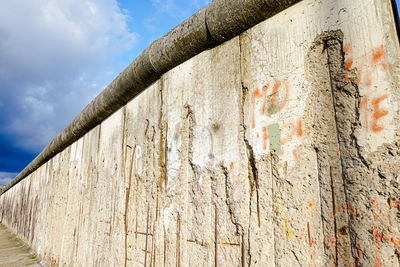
[[0, 0, 302, 195]]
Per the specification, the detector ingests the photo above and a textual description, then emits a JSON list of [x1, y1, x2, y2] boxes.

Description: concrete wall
[[1, 0, 399, 266]]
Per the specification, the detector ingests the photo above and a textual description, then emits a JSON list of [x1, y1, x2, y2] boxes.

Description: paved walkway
[[0, 224, 41, 266]]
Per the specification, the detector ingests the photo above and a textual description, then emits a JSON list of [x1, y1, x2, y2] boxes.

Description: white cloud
[[0, 172, 18, 186], [0, 0, 137, 152]]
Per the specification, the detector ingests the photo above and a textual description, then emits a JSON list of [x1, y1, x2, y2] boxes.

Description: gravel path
[[0, 224, 41, 266]]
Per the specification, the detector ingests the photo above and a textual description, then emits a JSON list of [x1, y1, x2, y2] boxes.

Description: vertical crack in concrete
[[158, 79, 168, 191], [329, 165, 339, 263], [245, 139, 260, 227], [124, 144, 136, 267], [221, 163, 243, 235], [270, 153, 279, 267], [290, 249, 303, 267], [323, 30, 368, 265], [121, 106, 129, 267], [185, 104, 201, 184], [314, 148, 327, 257], [122, 107, 128, 183], [238, 34, 254, 266]]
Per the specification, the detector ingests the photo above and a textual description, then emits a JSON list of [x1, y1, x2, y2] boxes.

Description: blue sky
[[0, 0, 211, 185], [0, 0, 399, 186], [395, 0, 400, 34]]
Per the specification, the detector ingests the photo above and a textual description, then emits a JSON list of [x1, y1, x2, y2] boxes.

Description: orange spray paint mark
[[355, 75, 361, 85], [331, 204, 357, 219], [229, 162, 234, 172], [265, 81, 289, 116], [370, 228, 400, 247], [251, 80, 290, 129], [371, 199, 378, 222], [373, 230, 384, 267], [343, 72, 349, 82], [365, 78, 372, 87], [343, 44, 351, 83], [270, 82, 281, 104], [262, 126, 268, 150], [277, 81, 289, 113], [371, 199, 382, 267], [356, 237, 362, 264], [360, 96, 369, 130], [360, 95, 389, 133], [292, 149, 299, 162], [386, 227, 400, 252], [371, 46, 388, 79], [343, 44, 351, 54], [280, 124, 295, 146], [296, 120, 303, 136], [371, 95, 388, 133], [261, 83, 269, 115], [326, 237, 337, 248], [251, 88, 262, 128], [280, 120, 302, 146], [370, 198, 397, 239], [360, 97, 368, 109], [390, 201, 400, 209], [345, 58, 353, 69], [343, 58, 353, 82], [372, 47, 384, 63], [229, 162, 234, 183], [342, 46, 388, 88]]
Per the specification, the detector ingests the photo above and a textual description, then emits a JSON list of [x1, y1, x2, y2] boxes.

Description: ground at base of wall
[[0, 223, 41, 267]]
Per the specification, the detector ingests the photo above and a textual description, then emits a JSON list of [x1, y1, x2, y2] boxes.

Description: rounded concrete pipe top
[[1, 0, 301, 195]]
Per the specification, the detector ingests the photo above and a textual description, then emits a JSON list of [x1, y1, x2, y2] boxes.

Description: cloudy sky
[[0, 0, 211, 185]]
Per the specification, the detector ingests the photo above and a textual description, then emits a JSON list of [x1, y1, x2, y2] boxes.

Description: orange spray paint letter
[[371, 95, 388, 133]]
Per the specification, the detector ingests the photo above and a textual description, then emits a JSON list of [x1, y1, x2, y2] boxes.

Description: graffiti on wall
[[343, 44, 396, 152], [370, 198, 400, 267], [250, 79, 304, 176]]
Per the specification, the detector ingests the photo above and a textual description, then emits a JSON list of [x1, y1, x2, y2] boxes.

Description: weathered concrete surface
[[1, 0, 302, 194], [0, 224, 41, 266], [0, 0, 399, 266]]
